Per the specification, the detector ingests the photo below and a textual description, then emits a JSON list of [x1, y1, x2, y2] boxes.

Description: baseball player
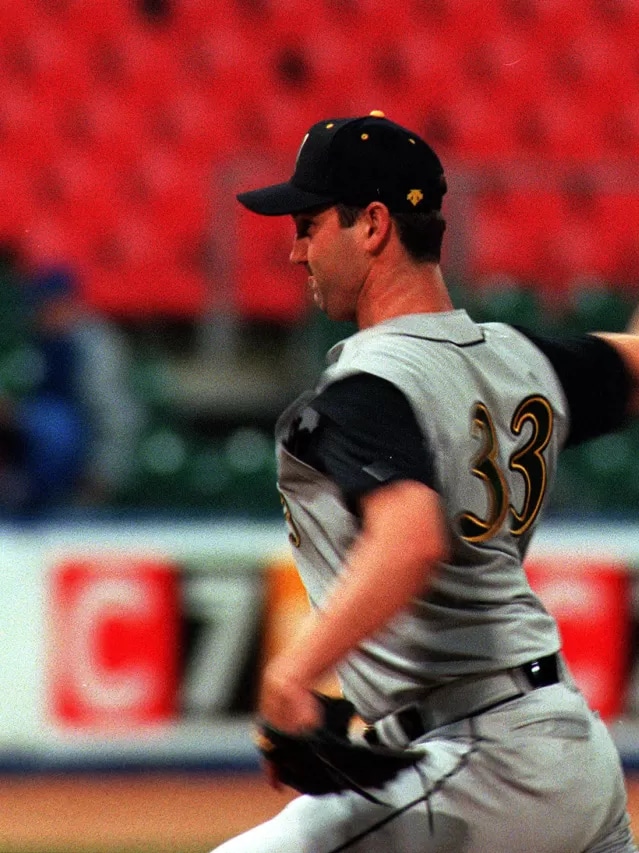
[[213, 112, 639, 852]]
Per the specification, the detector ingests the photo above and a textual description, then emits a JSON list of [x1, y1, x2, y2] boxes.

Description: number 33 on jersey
[[458, 395, 553, 544]]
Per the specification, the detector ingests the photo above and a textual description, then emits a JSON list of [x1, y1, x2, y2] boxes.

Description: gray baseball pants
[[212, 684, 636, 852]]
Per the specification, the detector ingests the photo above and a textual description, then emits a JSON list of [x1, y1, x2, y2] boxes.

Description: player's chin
[[323, 301, 355, 323]]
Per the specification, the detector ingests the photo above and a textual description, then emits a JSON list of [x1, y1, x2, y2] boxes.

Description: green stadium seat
[[301, 310, 357, 373], [126, 425, 194, 506], [470, 283, 546, 330], [550, 445, 604, 514], [187, 442, 233, 504], [564, 286, 634, 334], [221, 427, 279, 515], [566, 431, 638, 511]]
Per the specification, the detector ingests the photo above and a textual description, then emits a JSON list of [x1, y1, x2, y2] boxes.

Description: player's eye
[[294, 217, 313, 239]]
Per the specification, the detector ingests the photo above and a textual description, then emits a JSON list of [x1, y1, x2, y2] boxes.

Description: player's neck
[[356, 263, 453, 329]]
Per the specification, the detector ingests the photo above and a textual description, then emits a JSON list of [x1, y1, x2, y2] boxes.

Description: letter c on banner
[[69, 577, 152, 712]]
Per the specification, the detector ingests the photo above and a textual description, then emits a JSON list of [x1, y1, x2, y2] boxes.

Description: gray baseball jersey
[[214, 309, 637, 853], [276, 311, 565, 721]]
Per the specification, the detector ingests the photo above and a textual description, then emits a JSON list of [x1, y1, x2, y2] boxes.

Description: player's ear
[[362, 202, 392, 253]]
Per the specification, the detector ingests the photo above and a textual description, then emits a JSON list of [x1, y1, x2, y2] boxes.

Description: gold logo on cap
[[407, 189, 424, 206]]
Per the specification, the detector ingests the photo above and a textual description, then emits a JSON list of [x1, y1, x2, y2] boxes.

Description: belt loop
[[509, 664, 535, 695]]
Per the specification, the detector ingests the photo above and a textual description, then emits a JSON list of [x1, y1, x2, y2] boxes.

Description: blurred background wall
[[0, 0, 638, 800]]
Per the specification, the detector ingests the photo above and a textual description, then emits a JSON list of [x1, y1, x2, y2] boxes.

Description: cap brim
[[236, 181, 336, 216]]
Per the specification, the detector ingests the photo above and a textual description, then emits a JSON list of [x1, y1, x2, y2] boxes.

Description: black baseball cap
[[236, 111, 447, 216]]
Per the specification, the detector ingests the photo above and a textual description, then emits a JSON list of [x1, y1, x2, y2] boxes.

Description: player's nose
[[290, 236, 307, 265]]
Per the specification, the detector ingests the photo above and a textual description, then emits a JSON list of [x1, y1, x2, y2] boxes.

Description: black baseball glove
[[255, 694, 424, 803]]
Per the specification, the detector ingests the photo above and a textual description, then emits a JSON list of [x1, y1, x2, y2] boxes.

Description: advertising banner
[[50, 557, 181, 726], [0, 518, 636, 770], [527, 559, 632, 721]]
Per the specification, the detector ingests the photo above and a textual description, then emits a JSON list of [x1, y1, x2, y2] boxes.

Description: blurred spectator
[[19, 265, 146, 510], [0, 243, 34, 512], [0, 395, 30, 512]]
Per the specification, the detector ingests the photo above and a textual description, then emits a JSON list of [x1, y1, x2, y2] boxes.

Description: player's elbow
[[421, 527, 450, 566]]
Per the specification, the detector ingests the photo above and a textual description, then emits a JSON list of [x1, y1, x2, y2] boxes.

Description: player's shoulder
[[331, 310, 485, 361]]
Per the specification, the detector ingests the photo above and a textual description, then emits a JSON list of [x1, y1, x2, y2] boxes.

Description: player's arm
[[259, 477, 448, 733], [260, 373, 446, 732], [627, 305, 639, 334], [593, 332, 639, 417], [515, 329, 632, 446]]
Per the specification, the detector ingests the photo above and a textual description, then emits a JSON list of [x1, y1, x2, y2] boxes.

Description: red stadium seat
[[55, 0, 138, 44], [93, 25, 182, 105], [543, 201, 608, 287], [170, 0, 229, 36], [512, 95, 603, 164], [21, 214, 90, 272], [590, 0, 639, 32], [546, 28, 616, 94], [441, 91, 516, 162], [436, 0, 502, 46], [84, 207, 209, 318], [596, 193, 639, 284], [469, 187, 565, 286], [149, 88, 239, 164], [339, 0, 412, 36], [0, 0, 37, 38], [459, 33, 551, 106], [44, 152, 122, 238], [0, 17, 80, 93], [179, 23, 273, 102], [501, 0, 584, 41], [59, 88, 146, 165], [0, 0, 633, 318], [0, 85, 58, 167], [599, 97, 639, 159], [544, 97, 603, 163], [520, 186, 639, 290], [130, 153, 212, 250], [0, 157, 35, 238], [85, 259, 209, 318]]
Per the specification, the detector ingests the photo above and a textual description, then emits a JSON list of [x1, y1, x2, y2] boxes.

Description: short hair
[[335, 203, 446, 263]]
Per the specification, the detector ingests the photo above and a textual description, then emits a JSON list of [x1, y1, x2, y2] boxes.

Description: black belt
[[365, 653, 560, 746]]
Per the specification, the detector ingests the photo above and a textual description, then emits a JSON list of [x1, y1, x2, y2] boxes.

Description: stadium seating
[[1, 0, 637, 317], [0, 0, 638, 514]]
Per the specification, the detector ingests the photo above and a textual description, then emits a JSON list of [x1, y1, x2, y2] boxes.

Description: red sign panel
[[49, 558, 180, 727], [526, 559, 631, 721]]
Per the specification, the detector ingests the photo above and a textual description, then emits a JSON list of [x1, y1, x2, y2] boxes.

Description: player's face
[[290, 206, 368, 322]]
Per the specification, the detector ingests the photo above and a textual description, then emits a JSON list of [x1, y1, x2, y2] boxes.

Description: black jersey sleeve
[[283, 373, 436, 509], [516, 328, 632, 447]]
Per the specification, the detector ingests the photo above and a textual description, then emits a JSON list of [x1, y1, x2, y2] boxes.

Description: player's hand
[[258, 660, 323, 735]]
